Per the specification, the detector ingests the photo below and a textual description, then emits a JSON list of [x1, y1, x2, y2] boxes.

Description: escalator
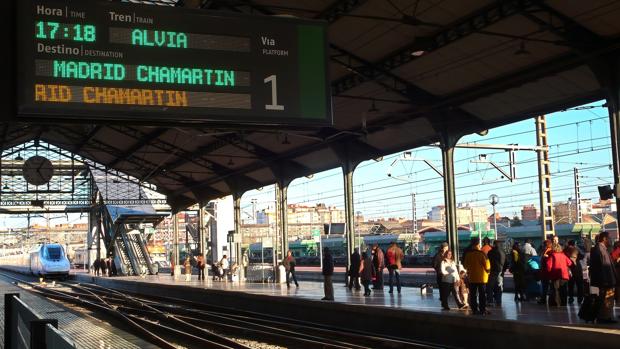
[[114, 237, 134, 275], [186, 223, 200, 244]]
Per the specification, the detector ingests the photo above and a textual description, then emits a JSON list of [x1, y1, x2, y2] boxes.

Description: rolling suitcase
[[578, 294, 602, 323]]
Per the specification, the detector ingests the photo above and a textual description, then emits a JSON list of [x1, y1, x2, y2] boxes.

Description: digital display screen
[[16, 0, 332, 125]]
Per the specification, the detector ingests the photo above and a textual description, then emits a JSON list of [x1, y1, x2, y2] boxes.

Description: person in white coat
[[440, 250, 466, 310]]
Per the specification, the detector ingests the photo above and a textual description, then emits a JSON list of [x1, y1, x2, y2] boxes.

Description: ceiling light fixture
[[2, 183, 8, 190], [368, 100, 379, 113], [15, 153, 24, 161], [411, 50, 425, 57], [514, 41, 530, 56]]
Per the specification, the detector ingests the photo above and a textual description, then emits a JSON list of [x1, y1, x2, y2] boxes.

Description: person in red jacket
[[545, 243, 573, 306]]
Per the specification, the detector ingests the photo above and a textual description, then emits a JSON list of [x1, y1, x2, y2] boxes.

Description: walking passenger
[[105, 258, 112, 276], [433, 242, 449, 288], [348, 248, 361, 290], [283, 250, 299, 288], [322, 247, 335, 301], [589, 232, 617, 323], [196, 254, 206, 281], [510, 242, 527, 302], [440, 250, 465, 310], [564, 240, 584, 304], [371, 244, 385, 290], [359, 252, 373, 296], [220, 255, 229, 281], [386, 242, 404, 294], [487, 240, 506, 306], [545, 243, 572, 306], [184, 256, 192, 281], [463, 237, 491, 315]]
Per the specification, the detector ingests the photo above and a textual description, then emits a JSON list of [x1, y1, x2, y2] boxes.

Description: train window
[[47, 247, 62, 260]]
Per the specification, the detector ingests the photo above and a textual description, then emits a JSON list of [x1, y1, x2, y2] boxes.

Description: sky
[[241, 100, 612, 222], [1, 100, 613, 229]]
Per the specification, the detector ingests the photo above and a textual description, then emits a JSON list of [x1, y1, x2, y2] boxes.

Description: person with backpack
[[588, 232, 617, 323], [564, 240, 584, 304]]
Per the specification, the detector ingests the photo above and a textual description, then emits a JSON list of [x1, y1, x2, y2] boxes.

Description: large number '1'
[[264, 75, 284, 111]]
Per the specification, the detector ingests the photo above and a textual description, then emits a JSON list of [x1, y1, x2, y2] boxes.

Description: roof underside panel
[[460, 65, 601, 121]]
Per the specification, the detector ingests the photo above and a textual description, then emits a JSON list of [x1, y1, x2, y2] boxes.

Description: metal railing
[[4, 293, 77, 349]]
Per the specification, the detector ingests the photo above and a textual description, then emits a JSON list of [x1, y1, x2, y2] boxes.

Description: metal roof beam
[[332, 0, 537, 95], [106, 128, 168, 168], [73, 125, 102, 153], [315, 0, 369, 22]]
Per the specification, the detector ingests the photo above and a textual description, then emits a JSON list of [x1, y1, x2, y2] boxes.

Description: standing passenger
[[359, 252, 373, 296], [220, 255, 229, 281], [371, 244, 385, 290], [386, 242, 404, 294], [184, 256, 192, 281], [589, 232, 617, 323], [611, 241, 620, 306], [196, 254, 206, 281], [348, 248, 361, 290], [564, 240, 584, 304], [100, 258, 107, 277], [93, 258, 100, 276], [510, 242, 527, 302], [538, 239, 553, 305], [433, 243, 449, 289], [440, 250, 465, 310], [463, 237, 491, 315], [481, 237, 492, 255], [545, 243, 572, 306], [487, 240, 506, 306], [322, 247, 334, 301]]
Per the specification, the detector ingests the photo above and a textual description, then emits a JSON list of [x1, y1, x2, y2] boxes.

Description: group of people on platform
[[174, 253, 239, 282], [92, 257, 117, 277], [320, 242, 405, 300], [427, 232, 620, 322]]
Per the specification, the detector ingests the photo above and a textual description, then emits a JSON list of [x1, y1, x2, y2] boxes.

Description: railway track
[[0, 271, 454, 349]]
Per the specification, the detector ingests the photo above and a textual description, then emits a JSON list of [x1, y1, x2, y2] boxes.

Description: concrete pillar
[[343, 159, 357, 275], [173, 212, 179, 266], [440, 132, 460, 261]]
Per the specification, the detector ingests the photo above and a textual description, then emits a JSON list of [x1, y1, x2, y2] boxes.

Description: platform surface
[[77, 272, 620, 332], [0, 276, 158, 349]]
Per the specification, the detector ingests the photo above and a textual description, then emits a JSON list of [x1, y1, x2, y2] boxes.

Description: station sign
[[15, 0, 332, 126]]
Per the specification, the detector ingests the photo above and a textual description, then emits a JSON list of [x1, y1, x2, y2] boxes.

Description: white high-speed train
[[29, 243, 71, 279]]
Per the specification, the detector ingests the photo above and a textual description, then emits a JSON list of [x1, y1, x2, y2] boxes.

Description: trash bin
[[277, 264, 286, 284]]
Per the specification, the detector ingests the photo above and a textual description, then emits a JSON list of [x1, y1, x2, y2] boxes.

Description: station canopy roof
[[3, 0, 620, 210]]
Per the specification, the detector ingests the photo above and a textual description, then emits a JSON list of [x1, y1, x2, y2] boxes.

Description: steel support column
[[276, 181, 290, 261], [198, 202, 206, 258], [233, 192, 244, 281], [606, 64, 620, 217], [440, 132, 460, 261], [343, 159, 357, 277], [173, 212, 179, 268]]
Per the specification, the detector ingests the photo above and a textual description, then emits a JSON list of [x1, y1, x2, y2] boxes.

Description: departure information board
[[16, 0, 332, 125]]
